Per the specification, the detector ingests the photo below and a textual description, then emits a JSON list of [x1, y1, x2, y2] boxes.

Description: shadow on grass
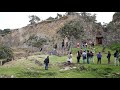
[[16, 69, 57, 78], [72, 65, 116, 78], [95, 67, 113, 78]]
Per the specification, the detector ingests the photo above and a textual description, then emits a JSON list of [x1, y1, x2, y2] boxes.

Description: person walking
[[44, 56, 49, 70], [97, 52, 102, 64], [67, 52, 73, 65], [114, 50, 119, 66], [90, 51, 94, 63], [77, 51, 81, 63], [82, 51, 87, 64]]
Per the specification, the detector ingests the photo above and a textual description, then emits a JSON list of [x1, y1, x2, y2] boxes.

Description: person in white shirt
[[82, 51, 87, 64], [67, 52, 73, 64]]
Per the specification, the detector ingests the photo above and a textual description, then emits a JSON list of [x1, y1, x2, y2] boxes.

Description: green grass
[[0, 45, 120, 78]]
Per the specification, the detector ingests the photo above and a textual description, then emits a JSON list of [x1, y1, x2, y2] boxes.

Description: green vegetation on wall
[[0, 29, 11, 37], [57, 20, 84, 40], [26, 35, 47, 48], [0, 45, 14, 59]]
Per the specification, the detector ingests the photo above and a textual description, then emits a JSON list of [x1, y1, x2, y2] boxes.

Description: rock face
[[104, 12, 120, 45], [0, 12, 119, 49], [0, 15, 77, 48]]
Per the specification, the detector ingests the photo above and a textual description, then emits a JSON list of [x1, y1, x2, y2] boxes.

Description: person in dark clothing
[[91, 42, 94, 47], [40, 48, 42, 52], [90, 51, 94, 63], [114, 50, 119, 66], [87, 50, 90, 64], [54, 43, 57, 49], [44, 56, 49, 70], [97, 52, 102, 64], [107, 51, 111, 64], [62, 40, 64, 48], [77, 51, 81, 63]]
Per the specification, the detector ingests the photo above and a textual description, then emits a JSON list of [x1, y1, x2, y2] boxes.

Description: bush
[[0, 45, 14, 60], [107, 42, 120, 52], [0, 29, 11, 37]]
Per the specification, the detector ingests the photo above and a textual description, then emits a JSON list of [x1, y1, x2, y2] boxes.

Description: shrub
[[0, 45, 14, 60], [107, 42, 120, 52]]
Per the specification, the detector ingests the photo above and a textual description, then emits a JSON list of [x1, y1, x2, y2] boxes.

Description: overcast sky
[[0, 12, 115, 30]]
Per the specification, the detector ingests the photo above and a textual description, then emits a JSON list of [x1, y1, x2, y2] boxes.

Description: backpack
[[44, 59, 46, 63], [44, 58, 49, 63]]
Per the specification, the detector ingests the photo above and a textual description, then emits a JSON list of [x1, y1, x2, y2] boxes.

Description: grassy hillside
[[0, 45, 120, 78]]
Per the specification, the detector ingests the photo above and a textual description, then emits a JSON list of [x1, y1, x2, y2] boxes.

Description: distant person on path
[[91, 42, 94, 48], [62, 40, 64, 49], [77, 51, 81, 63], [114, 50, 119, 66], [97, 52, 102, 64], [85, 42, 87, 48], [82, 51, 87, 64], [40, 48, 42, 52], [67, 52, 73, 65], [77, 43, 80, 48], [54, 43, 57, 49], [44, 56, 49, 70], [107, 51, 111, 64]]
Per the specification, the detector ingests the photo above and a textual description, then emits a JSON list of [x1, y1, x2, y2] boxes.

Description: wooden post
[[0, 59, 6, 65], [0, 61, 2, 65]]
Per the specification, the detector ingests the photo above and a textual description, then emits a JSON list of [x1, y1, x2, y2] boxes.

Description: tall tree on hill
[[80, 12, 96, 22], [0, 29, 11, 37], [57, 20, 84, 50], [29, 15, 40, 25], [26, 35, 47, 52], [0, 45, 14, 60], [58, 20, 84, 40]]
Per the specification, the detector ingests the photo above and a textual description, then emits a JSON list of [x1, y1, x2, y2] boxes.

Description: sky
[[0, 12, 115, 30]]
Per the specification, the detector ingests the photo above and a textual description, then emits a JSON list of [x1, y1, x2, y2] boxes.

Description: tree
[[32, 38, 47, 49], [57, 20, 84, 51], [0, 45, 14, 60], [57, 20, 84, 40], [3, 29, 11, 34], [66, 12, 76, 15], [0, 29, 11, 37], [26, 35, 47, 49], [80, 12, 96, 22], [0, 29, 2, 34], [46, 17, 54, 20], [29, 15, 40, 24], [113, 12, 120, 22]]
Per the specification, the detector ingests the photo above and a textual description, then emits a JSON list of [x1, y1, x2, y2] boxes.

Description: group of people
[[67, 49, 120, 66], [96, 50, 119, 66], [43, 49, 120, 70], [67, 49, 94, 64]]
